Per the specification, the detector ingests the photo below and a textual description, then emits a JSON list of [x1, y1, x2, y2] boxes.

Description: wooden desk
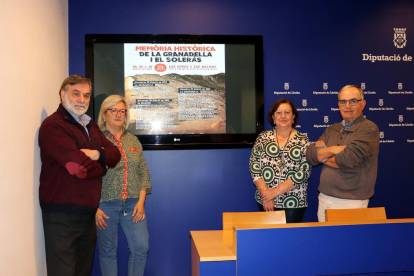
[[325, 207, 387, 222], [191, 219, 414, 276], [190, 230, 235, 276]]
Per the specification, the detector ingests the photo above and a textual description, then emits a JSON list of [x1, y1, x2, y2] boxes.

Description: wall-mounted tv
[[85, 34, 264, 150]]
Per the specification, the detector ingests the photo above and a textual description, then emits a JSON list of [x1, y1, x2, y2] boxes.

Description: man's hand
[[323, 156, 340, 168], [80, 149, 100, 161], [315, 141, 345, 155], [330, 145, 346, 155], [317, 145, 346, 162], [315, 140, 326, 147]]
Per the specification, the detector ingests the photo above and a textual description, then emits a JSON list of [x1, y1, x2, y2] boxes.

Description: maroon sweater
[[39, 104, 121, 214]]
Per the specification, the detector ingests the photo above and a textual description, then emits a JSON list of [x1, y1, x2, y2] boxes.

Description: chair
[[325, 207, 387, 222], [222, 211, 286, 230]]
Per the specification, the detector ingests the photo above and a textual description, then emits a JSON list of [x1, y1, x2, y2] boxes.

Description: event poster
[[124, 43, 226, 134]]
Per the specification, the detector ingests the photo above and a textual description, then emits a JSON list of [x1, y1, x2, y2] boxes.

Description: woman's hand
[[132, 201, 145, 222], [259, 185, 269, 198], [262, 187, 276, 211], [262, 179, 294, 206], [261, 187, 277, 202], [95, 208, 109, 229], [263, 199, 274, 211]]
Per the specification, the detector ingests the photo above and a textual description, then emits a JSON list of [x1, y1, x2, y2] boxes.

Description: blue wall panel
[[68, 0, 414, 275], [236, 223, 414, 275]]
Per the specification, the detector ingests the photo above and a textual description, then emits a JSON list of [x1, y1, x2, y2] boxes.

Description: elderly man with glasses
[[306, 85, 380, 222]]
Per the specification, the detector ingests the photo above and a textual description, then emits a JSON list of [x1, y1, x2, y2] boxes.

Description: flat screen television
[[85, 34, 264, 150]]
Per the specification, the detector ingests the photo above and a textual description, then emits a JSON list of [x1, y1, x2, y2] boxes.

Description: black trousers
[[42, 212, 96, 276], [257, 203, 306, 223]]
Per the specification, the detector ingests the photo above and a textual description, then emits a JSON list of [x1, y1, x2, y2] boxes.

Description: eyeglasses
[[338, 99, 362, 107], [274, 110, 292, 116], [107, 108, 126, 116]]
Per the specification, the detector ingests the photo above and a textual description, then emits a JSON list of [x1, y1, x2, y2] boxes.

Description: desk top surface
[[190, 230, 235, 262]]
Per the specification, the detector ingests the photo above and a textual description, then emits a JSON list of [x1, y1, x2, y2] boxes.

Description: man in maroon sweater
[[39, 75, 121, 276]]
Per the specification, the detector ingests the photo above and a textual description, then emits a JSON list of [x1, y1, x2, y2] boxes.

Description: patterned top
[[249, 129, 311, 208], [100, 126, 152, 203], [109, 132, 129, 200]]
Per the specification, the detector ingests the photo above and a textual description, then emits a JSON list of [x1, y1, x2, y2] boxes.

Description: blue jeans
[[96, 199, 149, 276]]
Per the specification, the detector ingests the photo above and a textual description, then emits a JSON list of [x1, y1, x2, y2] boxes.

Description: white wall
[[0, 0, 68, 275]]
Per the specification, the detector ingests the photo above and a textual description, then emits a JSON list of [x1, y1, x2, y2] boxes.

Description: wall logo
[[389, 115, 412, 127], [361, 83, 366, 90], [297, 99, 318, 111], [379, 131, 395, 143], [393, 28, 407, 48], [324, 116, 329, 123], [275, 83, 301, 95], [369, 99, 394, 111], [302, 99, 307, 107], [323, 83, 328, 90], [398, 83, 403, 90]]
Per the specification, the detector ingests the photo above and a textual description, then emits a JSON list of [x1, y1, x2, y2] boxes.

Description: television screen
[[85, 34, 264, 149]]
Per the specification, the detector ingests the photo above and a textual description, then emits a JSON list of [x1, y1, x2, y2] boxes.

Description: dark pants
[[42, 211, 96, 276], [258, 203, 306, 223]]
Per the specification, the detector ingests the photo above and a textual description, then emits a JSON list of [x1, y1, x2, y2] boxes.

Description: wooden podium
[[191, 213, 414, 276]]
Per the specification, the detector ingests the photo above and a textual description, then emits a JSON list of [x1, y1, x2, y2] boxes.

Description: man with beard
[[39, 75, 121, 276]]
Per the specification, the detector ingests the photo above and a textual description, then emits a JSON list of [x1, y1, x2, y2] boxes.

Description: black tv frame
[[85, 34, 264, 150]]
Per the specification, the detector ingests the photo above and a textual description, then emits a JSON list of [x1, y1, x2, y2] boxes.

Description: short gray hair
[[338, 85, 364, 100], [59, 75, 92, 102], [98, 95, 130, 129]]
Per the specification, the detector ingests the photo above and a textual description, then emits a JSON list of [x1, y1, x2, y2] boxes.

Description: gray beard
[[63, 93, 89, 116]]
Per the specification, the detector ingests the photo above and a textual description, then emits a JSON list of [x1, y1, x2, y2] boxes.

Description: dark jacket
[[39, 104, 121, 214]]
